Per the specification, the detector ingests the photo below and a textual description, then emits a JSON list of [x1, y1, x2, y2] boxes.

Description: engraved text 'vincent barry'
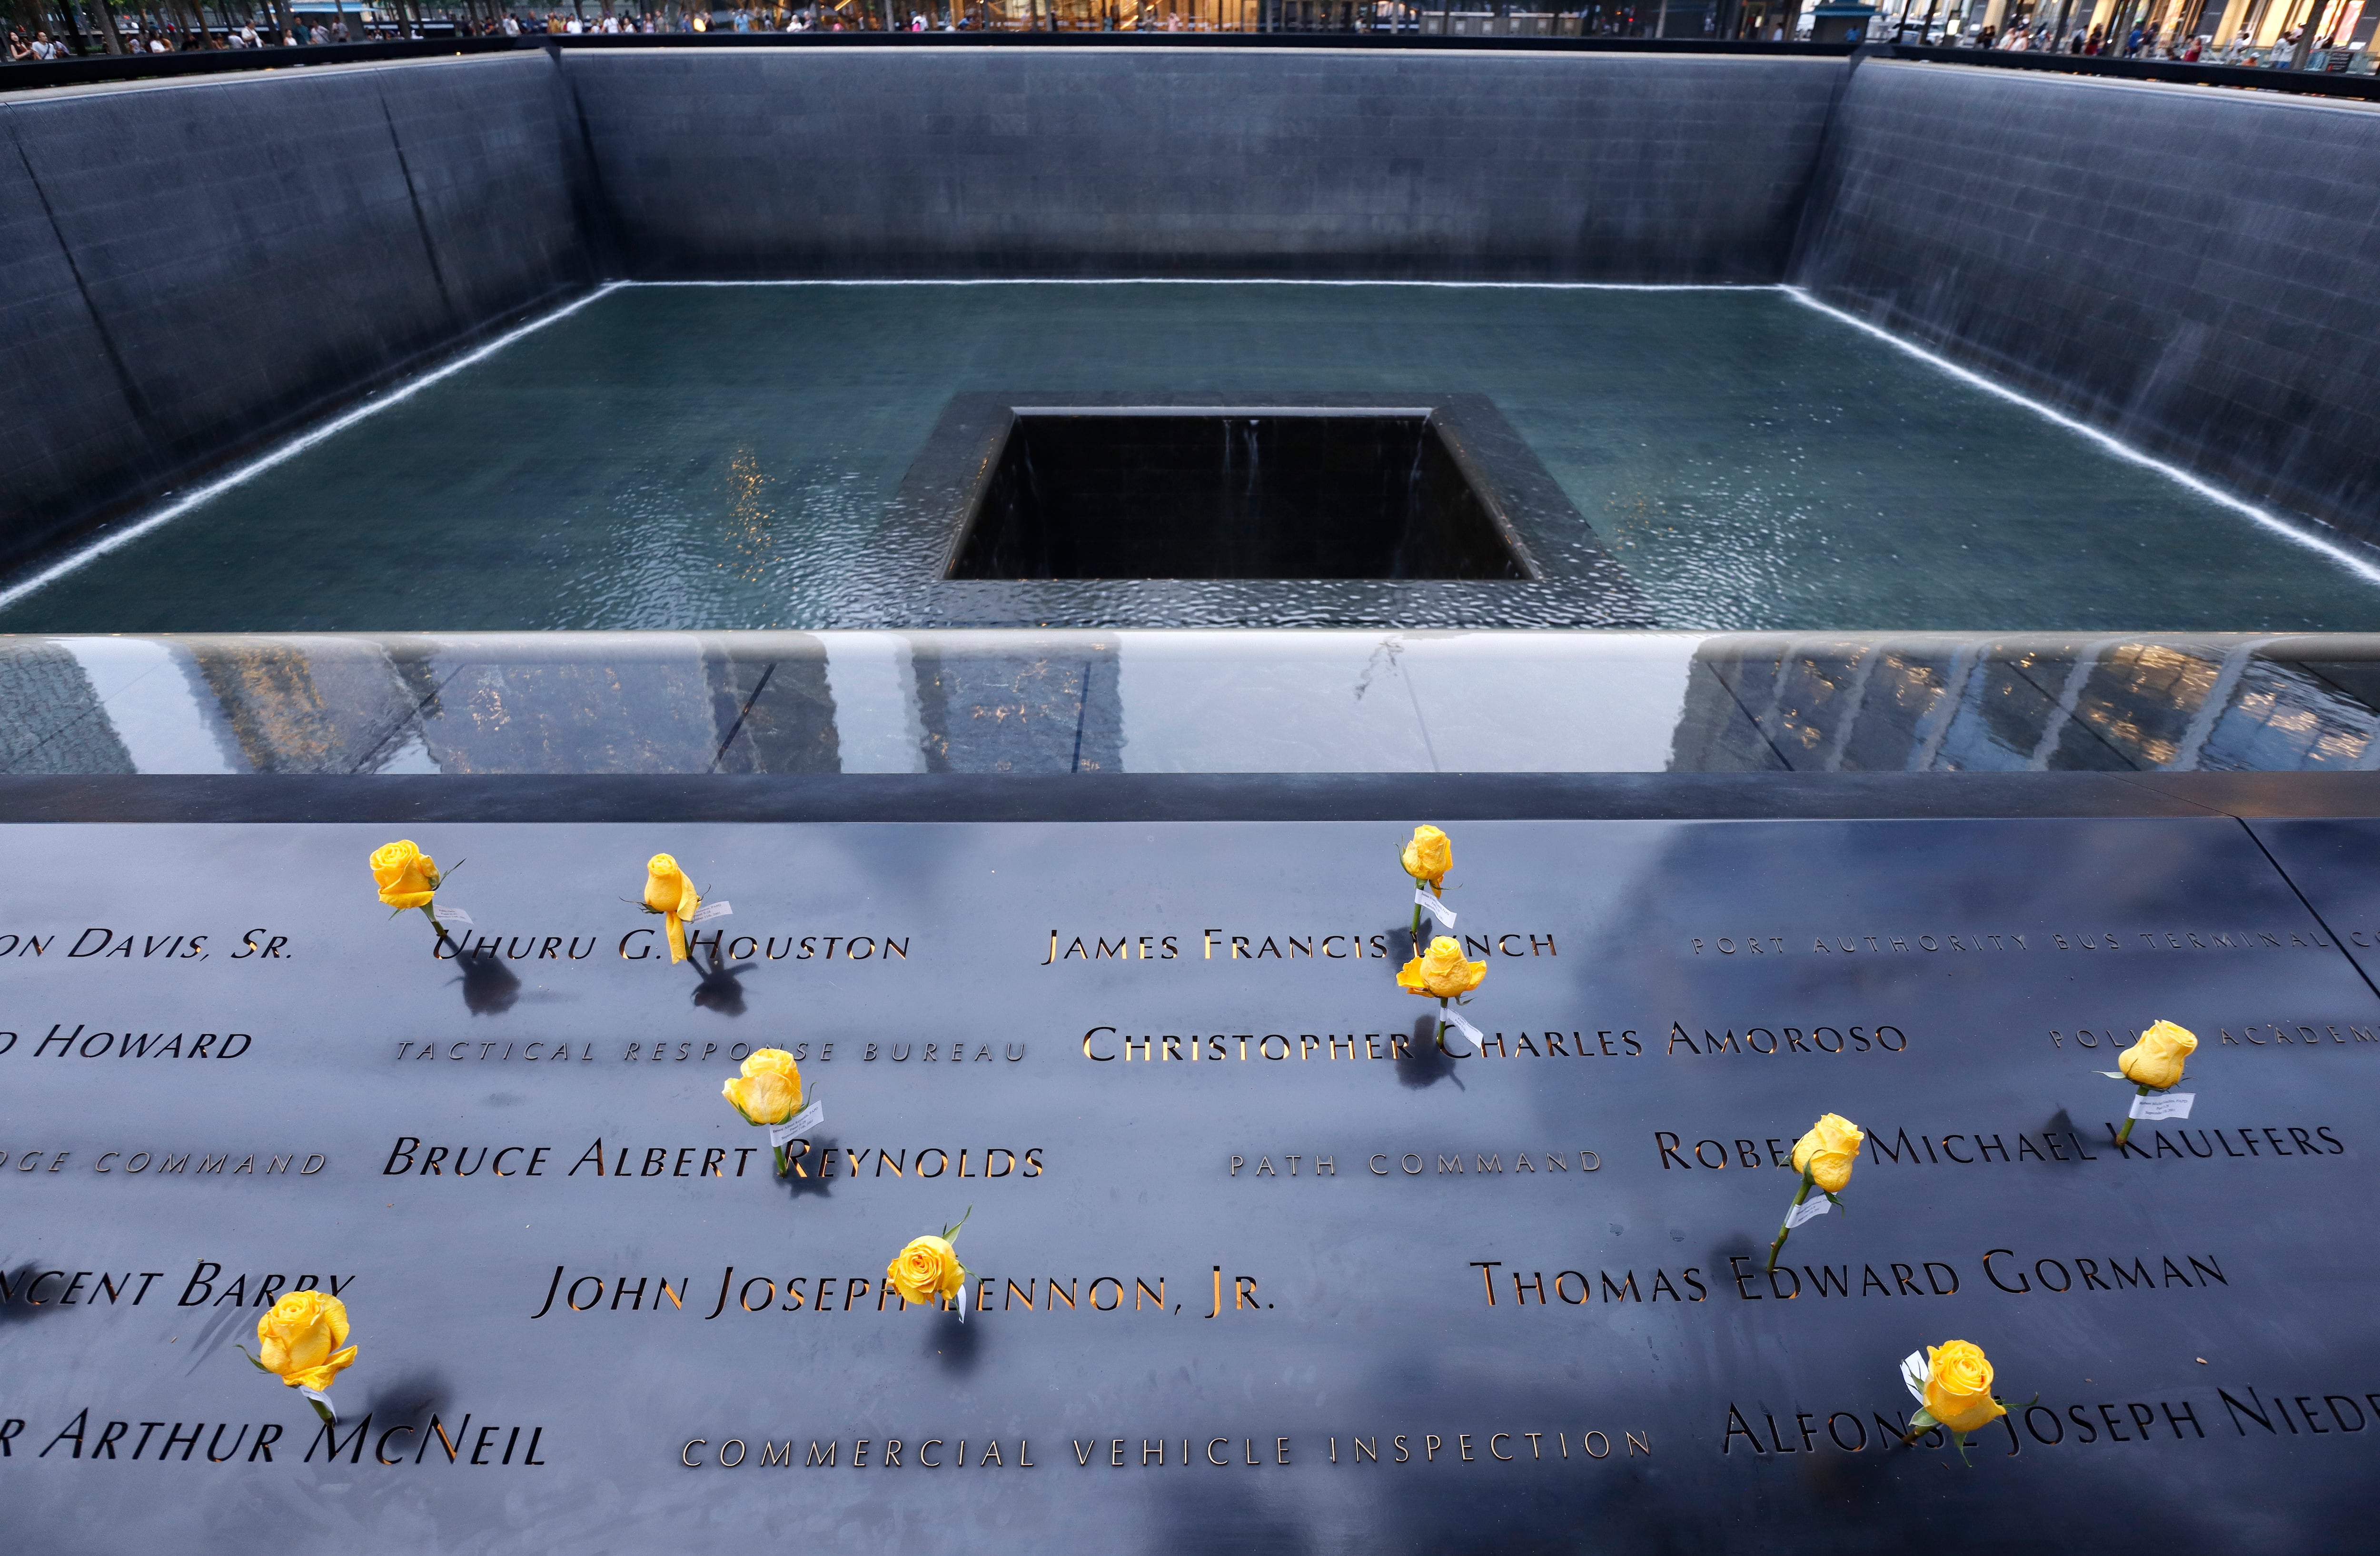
[[0, 1262, 351, 1311]]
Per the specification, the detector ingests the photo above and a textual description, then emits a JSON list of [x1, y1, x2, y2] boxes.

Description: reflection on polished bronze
[[13, 630, 2380, 776]]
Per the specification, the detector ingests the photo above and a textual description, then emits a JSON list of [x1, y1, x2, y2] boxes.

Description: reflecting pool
[[5, 282, 2376, 633]]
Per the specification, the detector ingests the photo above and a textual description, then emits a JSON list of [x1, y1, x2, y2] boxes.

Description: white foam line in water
[[0, 281, 630, 613], [631, 278, 1772, 291], [1785, 286, 2380, 589]]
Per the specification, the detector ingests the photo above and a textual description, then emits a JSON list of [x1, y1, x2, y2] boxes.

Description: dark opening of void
[[945, 411, 1533, 581]]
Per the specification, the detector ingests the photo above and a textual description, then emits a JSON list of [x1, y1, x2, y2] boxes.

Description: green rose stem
[[2115, 1083, 2152, 1146], [1766, 1169, 1815, 1274], [240, 1347, 336, 1426], [774, 1139, 789, 1177], [1409, 877, 1428, 958], [408, 861, 458, 948], [1436, 996, 1452, 1055]]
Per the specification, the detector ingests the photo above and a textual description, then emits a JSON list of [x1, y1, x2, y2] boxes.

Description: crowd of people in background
[[7, 18, 352, 50], [1948, 16, 2348, 59], [0, 11, 671, 51], [487, 9, 972, 28], [4, 3, 2372, 58], [5, 17, 344, 50], [2, 5, 987, 50]]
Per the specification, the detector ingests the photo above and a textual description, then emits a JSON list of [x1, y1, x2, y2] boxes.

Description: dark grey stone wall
[[563, 49, 1844, 280], [0, 112, 145, 559], [1793, 61, 2380, 544], [14, 47, 2380, 584], [369, 56, 597, 333], [0, 54, 592, 571]]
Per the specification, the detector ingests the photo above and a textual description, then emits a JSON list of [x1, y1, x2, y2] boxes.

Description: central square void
[[946, 409, 1532, 581]]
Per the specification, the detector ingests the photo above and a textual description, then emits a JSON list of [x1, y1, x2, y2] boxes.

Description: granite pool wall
[[5, 47, 2378, 571], [562, 49, 1841, 281], [0, 53, 593, 571], [1789, 60, 2380, 549]]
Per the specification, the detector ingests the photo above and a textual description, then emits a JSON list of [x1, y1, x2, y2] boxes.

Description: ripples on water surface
[[6, 284, 2376, 632]]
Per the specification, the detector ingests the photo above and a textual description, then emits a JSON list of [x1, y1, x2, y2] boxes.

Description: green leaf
[[235, 1346, 272, 1375], [1906, 1407, 1938, 1431]]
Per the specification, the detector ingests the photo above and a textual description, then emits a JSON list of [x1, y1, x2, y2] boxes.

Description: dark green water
[[6, 283, 2377, 632]]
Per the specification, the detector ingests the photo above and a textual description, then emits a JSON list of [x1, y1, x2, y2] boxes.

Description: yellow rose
[[1791, 1113, 1865, 1195], [369, 840, 439, 909], [723, 1048, 802, 1126], [2118, 1019, 2196, 1091], [741, 1047, 801, 1087], [1397, 936, 1487, 998], [886, 1234, 964, 1306], [644, 853, 701, 963], [1401, 825, 1452, 888], [256, 1291, 357, 1392], [1923, 1340, 2006, 1434]]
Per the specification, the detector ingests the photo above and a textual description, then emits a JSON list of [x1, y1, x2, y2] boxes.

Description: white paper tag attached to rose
[[687, 900, 733, 923], [957, 1277, 969, 1324], [767, 1100, 824, 1147], [1413, 888, 1458, 929], [1439, 1006, 1485, 1043], [1785, 1196, 1833, 1229], [300, 1386, 337, 1421], [1899, 1350, 1930, 1405], [2128, 1091, 2194, 1120], [432, 906, 473, 927]]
